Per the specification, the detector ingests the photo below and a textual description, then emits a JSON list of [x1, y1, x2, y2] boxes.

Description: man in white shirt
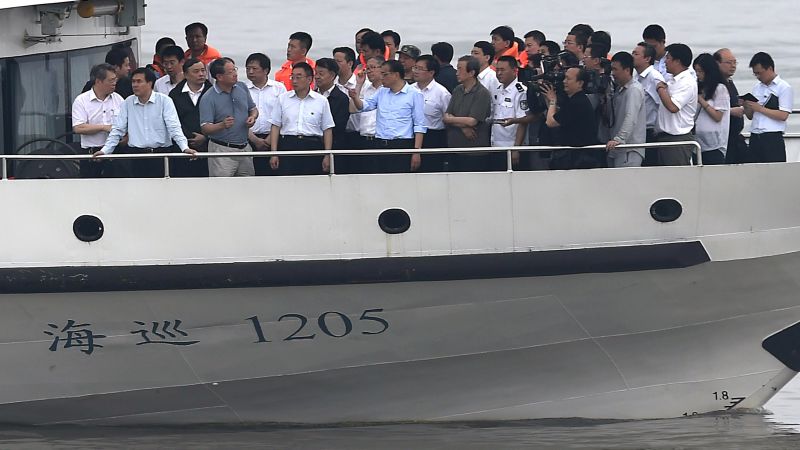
[[345, 56, 384, 173], [632, 41, 666, 166], [743, 52, 794, 163], [333, 47, 357, 92], [72, 63, 124, 177], [491, 56, 529, 169], [154, 46, 185, 95], [245, 52, 287, 175], [412, 55, 452, 171], [471, 41, 500, 93], [642, 24, 668, 80], [655, 43, 697, 166]]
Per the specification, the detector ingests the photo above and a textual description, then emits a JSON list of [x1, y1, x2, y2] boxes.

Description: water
[[4, 1, 796, 448]]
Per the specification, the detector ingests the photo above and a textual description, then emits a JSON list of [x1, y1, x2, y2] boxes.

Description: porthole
[[378, 208, 411, 234], [73, 215, 104, 242], [650, 199, 682, 223]]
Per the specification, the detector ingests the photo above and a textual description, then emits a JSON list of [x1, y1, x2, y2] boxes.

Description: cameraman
[[543, 67, 603, 169]]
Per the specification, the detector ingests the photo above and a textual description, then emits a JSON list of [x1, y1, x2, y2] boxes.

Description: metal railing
[[0, 141, 704, 179]]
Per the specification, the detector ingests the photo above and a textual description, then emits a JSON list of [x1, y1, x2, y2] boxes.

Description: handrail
[[0, 141, 703, 178]]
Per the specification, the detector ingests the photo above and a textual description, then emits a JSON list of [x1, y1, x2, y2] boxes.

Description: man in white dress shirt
[[153, 46, 185, 95], [471, 41, 500, 94], [743, 52, 794, 163], [412, 54, 452, 171], [72, 63, 124, 177], [654, 43, 697, 166], [245, 52, 287, 174]]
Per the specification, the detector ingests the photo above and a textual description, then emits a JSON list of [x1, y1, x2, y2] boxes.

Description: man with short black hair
[[397, 45, 421, 84], [83, 47, 133, 97], [743, 52, 793, 163], [184, 22, 221, 66], [275, 32, 316, 91], [654, 43, 697, 166], [270, 62, 335, 175], [200, 57, 259, 177], [563, 30, 588, 62], [431, 42, 457, 93], [490, 55, 528, 168], [333, 47, 357, 92], [315, 58, 351, 155], [471, 41, 499, 94], [95, 67, 194, 177], [154, 45, 185, 95], [245, 52, 286, 175], [350, 60, 427, 173], [632, 41, 666, 166], [519, 30, 546, 83], [589, 31, 611, 56], [491, 25, 524, 67], [357, 31, 385, 75], [169, 58, 213, 177], [73, 63, 124, 177], [603, 52, 646, 167], [148, 37, 175, 77], [642, 24, 668, 79], [444, 56, 493, 171], [714, 48, 747, 163], [381, 30, 401, 61], [543, 67, 603, 169], [413, 54, 451, 171]]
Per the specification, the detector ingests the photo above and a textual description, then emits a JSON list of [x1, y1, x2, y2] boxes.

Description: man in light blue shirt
[[96, 67, 194, 177], [350, 60, 426, 173]]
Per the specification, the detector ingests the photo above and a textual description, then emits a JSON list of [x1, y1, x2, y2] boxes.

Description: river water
[[2, 1, 797, 448]]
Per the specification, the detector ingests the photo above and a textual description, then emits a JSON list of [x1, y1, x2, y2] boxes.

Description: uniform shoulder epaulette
[[515, 83, 525, 93]]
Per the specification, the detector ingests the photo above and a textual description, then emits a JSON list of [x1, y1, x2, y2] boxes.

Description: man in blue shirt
[[96, 67, 194, 177], [349, 60, 426, 173], [200, 57, 259, 177]]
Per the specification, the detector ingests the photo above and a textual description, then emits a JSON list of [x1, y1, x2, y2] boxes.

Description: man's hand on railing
[[322, 154, 331, 173], [606, 140, 620, 151]]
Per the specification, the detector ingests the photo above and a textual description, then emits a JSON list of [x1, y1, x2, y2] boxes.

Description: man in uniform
[[269, 63, 335, 175], [94, 68, 195, 177], [200, 57, 259, 177], [72, 63, 123, 177], [184, 22, 221, 66], [169, 58, 213, 177], [275, 32, 316, 91], [154, 45, 185, 95], [490, 56, 529, 170], [245, 53, 286, 175], [397, 45, 421, 84]]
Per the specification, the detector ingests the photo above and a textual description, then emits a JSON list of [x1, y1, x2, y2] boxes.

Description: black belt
[[128, 146, 173, 153], [281, 135, 322, 141], [376, 138, 413, 147], [254, 133, 269, 139], [361, 135, 376, 141], [209, 138, 248, 149]]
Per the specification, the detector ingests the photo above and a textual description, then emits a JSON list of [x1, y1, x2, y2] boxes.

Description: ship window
[[68, 46, 115, 104], [5, 53, 68, 155]]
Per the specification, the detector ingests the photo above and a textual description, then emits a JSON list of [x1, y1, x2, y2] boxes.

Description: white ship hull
[[0, 163, 799, 425]]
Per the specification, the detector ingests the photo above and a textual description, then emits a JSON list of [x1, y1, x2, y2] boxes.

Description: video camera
[[525, 51, 578, 113]]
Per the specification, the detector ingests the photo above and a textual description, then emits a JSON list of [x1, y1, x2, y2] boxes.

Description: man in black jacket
[[431, 42, 457, 93], [314, 58, 351, 170], [168, 58, 212, 177]]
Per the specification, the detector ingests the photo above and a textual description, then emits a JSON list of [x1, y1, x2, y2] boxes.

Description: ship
[[0, 0, 799, 425]]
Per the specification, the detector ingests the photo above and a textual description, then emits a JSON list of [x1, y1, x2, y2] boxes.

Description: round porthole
[[73, 215, 104, 242], [378, 208, 411, 234], [650, 199, 682, 223]]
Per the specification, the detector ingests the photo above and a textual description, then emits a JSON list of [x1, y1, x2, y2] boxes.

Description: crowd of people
[[70, 22, 795, 178]]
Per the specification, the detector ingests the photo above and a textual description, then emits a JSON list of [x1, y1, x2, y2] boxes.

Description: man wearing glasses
[[199, 57, 259, 177], [714, 49, 746, 163], [349, 60, 427, 173]]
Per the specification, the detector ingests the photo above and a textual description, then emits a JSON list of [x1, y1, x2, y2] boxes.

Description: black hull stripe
[[0, 242, 710, 294]]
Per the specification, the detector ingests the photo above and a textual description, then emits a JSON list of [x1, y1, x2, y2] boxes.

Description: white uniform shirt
[[154, 75, 178, 95], [635, 65, 665, 129], [270, 90, 335, 137], [71, 88, 124, 148], [478, 66, 500, 94], [247, 79, 287, 135], [491, 79, 529, 147], [347, 82, 380, 136], [412, 79, 452, 130], [656, 69, 697, 135], [750, 75, 794, 134]]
